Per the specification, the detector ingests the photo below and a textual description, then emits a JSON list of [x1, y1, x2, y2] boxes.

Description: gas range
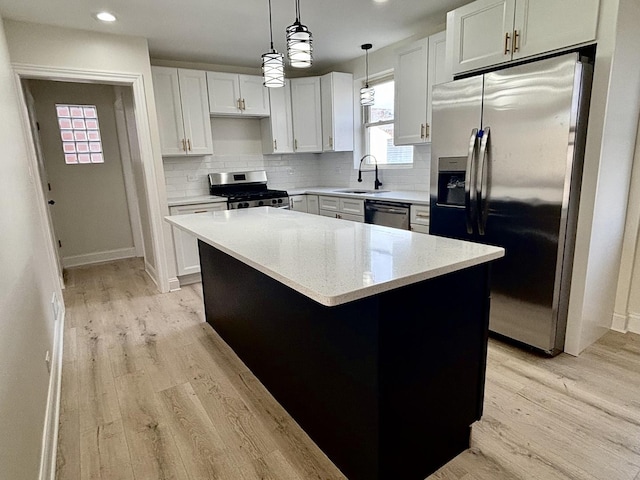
[[208, 170, 289, 210]]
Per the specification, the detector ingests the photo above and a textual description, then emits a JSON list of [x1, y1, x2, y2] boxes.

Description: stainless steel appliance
[[365, 200, 410, 230], [430, 52, 593, 355], [208, 170, 289, 209]]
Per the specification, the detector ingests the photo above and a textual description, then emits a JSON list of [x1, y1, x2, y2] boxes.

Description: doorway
[[24, 79, 145, 277]]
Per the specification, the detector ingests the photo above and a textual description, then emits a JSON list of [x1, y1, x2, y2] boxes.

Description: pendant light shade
[[286, 0, 313, 68], [360, 43, 374, 106], [262, 0, 285, 87]]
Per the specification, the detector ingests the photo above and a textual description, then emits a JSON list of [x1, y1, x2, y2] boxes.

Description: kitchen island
[[166, 207, 504, 480]]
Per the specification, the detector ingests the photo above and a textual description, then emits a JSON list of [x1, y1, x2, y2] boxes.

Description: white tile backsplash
[[164, 144, 431, 198]]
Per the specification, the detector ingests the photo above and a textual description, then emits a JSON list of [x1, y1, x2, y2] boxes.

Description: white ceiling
[[0, 0, 470, 73]]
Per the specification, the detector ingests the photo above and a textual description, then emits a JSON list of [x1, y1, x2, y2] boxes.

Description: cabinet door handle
[[425, 123, 430, 139], [329, 136, 333, 149], [294, 139, 298, 150], [181, 138, 187, 151], [237, 99, 241, 110], [420, 124, 425, 139], [241, 98, 246, 111], [187, 139, 192, 151], [504, 32, 511, 55], [273, 139, 277, 150], [513, 30, 520, 53]]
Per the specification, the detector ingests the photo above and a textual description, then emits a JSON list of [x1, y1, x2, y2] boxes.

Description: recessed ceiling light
[[95, 12, 117, 22], [373, 0, 389, 3]]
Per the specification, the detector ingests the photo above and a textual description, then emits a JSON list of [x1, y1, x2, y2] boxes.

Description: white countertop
[[165, 207, 504, 307], [167, 195, 227, 207], [287, 187, 430, 205]]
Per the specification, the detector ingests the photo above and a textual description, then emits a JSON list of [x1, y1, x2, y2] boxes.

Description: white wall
[[565, 0, 640, 354], [29, 80, 135, 266], [0, 15, 64, 479], [3, 19, 173, 289]]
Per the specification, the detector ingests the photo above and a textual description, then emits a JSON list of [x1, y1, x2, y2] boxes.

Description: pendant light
[[262, 0, 285, 87], [360, 43, 374, 106], [286, 0, 313, 68]]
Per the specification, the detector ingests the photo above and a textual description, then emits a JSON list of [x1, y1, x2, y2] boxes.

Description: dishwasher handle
[[368, 205, 408, 215]]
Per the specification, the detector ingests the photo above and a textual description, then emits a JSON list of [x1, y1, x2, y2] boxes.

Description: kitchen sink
[[334, 189, 389, 194]]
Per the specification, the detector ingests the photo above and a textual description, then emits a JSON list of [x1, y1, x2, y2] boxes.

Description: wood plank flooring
[[56, 258, 640, 480]]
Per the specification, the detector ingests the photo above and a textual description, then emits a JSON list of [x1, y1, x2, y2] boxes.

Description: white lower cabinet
[[306, 195, 319, 215], [170, 202, 227, 276], [410, 204, 430, 234], [290, 195, 308, 212], [319, 196, 364, 222]]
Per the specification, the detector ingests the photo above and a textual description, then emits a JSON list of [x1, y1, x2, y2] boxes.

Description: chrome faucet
[[358, 154, 383, 190]]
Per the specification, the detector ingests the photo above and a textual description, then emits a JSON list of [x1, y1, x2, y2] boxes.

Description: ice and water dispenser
[[436, 157, 467, 207]]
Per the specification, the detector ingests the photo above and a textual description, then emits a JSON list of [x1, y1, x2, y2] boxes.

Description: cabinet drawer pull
[[416, 213, 429, 219], [504, 32, 511, 55], [513, 30, 520, 52], [193, 210, 208, 214]]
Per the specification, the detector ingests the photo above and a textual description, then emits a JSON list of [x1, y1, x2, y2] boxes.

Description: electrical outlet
[[187, 174, 199, 182], [45, 350, 51, 373]]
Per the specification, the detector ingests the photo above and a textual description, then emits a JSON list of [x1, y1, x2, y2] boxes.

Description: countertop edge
[[165, 213, 504, 307]]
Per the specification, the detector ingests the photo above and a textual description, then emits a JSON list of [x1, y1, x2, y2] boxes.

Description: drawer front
[[319, 209, 338, 218], [410, 223, 430, 234], [319, 196, 340, 212], [410, 204, 430, 226], [339, 212, 364, 223], [170, 202, 227, 215], [340, 198, 364, 215]]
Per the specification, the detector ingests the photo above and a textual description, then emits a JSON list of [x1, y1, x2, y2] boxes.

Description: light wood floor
[[56, 258, 640, 480]]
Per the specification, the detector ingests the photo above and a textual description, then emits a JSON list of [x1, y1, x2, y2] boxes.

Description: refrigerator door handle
[[477, 127, 490, 236], [465, 128, 479, 234]]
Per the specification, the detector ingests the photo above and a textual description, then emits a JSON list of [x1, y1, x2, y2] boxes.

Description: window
[[363, 78, 413, 166], [56, 104, 104, 164]]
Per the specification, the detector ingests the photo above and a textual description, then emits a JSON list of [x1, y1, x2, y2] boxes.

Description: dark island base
[[199, 240, 491, 480]]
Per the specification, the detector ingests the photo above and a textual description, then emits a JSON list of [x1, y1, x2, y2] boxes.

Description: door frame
[[11, 63, 170, 293]]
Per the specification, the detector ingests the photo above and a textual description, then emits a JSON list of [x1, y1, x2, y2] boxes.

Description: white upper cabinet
[[152, 66, 213, 156], [511, 0, 600, 61], [207, 72, 270, 117], [290, 76, 323, 153], [394, 32, 448, 146], [261, 80, 294, 154], [447, 0, 599, 75], [320, 72, 354, 152]]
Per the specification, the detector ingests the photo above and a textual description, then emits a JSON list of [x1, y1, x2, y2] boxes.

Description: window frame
[[361, 74, 413, 168]]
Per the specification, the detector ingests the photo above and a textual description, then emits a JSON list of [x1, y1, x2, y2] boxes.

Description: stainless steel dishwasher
[[364, 200, 411, 230]]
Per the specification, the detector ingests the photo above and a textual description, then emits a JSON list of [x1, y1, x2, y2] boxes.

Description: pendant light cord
[[365, 48, 369, 88], [268, 0, 275, 49], [295, 0, 300, 21]]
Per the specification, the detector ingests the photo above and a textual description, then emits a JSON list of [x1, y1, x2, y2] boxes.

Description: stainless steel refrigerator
[[429, 52, 592, 355]]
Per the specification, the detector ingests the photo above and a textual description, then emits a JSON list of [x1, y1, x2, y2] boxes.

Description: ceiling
[[0, 0, 470, 74]]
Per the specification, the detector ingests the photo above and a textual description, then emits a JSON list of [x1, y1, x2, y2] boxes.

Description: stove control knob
[[243, 202, 250, 208], [277, 198, 283, 204], [258, 201, 264, 206], [271, 199, 277, 204]]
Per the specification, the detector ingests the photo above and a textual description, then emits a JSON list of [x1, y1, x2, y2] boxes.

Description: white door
[[426, 31, 449, 143], [448, 0, 516, 75], [394, 38, 429, 145], [207, 72, 241, 115], [239, 75, 270, 116], [264, 80, 294, 153], [151, 66, 186, 156], [177, 69, 213, 155], [512, 0, 599, 61], [291, 77, 323, 153], [24, 84, 64, 279]]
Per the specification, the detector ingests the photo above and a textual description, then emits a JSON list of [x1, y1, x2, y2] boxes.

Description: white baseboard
[[177, 272, 201, 286], [62, 247, 136, 268], [145, 259, 160, 290], [628, 313, 640, 335], [611, 313, 629, 333], [169, 276, 181, 291], [39, 304, 65, 480]]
